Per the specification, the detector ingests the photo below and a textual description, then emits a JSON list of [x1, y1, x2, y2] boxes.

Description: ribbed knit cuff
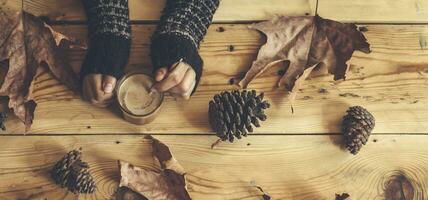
[[150, 33, 203, 94], [82, 0, 131, 39], [81, 0, 131, 80], [80, 34, 131, 79], [150, 0, 219, 94]]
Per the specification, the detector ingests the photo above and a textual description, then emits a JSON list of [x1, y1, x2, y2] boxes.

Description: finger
[[93, 101, 111, 108], [82, 79, 90, 102], [153, 62, 190, 92], [169, 92, 181, 99], [91, 74, 113, 105], [98, 75, 117, 107], [168, 68, 196, 95], [95, 94, 115, 106], [83, 75, 97, 102], [89, 74, 104, 101], [91, 74, 105, 102], [183, 80, 196, 100], [91, 95, 115, 107], [170, 79, 195, 100], [102, 75, 117, 94], [83, 74, 114, 106], [155, 67, 168, 82]]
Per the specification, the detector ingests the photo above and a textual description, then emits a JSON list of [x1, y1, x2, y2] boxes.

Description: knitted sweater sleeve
[[80, 0, 131, 80], [150, 0, 220, 92]]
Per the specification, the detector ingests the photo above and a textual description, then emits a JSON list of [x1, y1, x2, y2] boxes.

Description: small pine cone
[[69, 162, 96, 193], [51, 148, 96, 193], [209, 90, 270, 142], [342, 106, 375, 155], [0, 112, 7, 131]]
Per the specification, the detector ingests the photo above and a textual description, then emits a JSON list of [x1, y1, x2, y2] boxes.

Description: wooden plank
[[4, 24, 428, 134], [18, 0, 315, 22], [15, 0, 428, 23], [318, 0, 428, 23], [1, 0, 22, 12], [0, 135, 427, 199]]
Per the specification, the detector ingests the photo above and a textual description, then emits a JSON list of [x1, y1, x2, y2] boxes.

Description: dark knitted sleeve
[[150, 0, 220, 92], [80, 0, 131, 80]]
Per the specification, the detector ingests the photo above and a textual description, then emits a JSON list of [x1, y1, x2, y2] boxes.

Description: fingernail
[[17, 106, 24, 113], [104, 83, 113, 93]]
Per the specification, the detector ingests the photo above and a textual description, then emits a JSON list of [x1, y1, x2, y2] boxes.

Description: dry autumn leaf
[[118, 136, 191, 200], [0, 8, 79, 131], [239, 15, 370, 98]]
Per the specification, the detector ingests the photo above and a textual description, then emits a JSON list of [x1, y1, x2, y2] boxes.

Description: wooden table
[[1, 0, 428, 199]]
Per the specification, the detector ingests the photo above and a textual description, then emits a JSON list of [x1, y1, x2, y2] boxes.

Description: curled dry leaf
[[255, 186, 271, 200], [239, 15, 370, 101], [119, 136, 191, 200], [0, 8, 79, 131]]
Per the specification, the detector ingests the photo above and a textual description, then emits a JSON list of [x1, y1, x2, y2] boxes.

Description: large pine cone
[[342, 106, 375, 155], [51, 148, 96, 193], [209, 90, 270, 142]]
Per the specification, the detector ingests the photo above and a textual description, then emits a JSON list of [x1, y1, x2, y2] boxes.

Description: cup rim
[[116, 70, 164, 118]]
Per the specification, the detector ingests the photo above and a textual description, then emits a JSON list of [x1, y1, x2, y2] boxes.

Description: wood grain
[[18, 0, 315, 22], [318, 0, 428, 23], [15, 0, 428, 23], [4, 24, 428, 134], [1, 0, 21, 12], [0, 135, 427, 199], [1, 1, 427, 199]]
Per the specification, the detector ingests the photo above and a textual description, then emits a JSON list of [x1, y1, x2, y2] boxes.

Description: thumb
[[155, 67, 168, 82], [102, 75, 117, 94]]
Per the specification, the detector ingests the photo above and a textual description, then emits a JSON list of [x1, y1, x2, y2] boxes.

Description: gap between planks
[[44, 21, 428, 26], [17, 0, 428, 23], [2, 133, 428, 136]]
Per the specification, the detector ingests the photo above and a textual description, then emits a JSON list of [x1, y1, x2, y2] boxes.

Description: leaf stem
[[210, 138, 222, 149], [315, 0, 319, 16]]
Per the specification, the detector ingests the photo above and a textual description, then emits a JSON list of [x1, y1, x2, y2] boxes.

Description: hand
[[82, 74, 117, 107], [152, 61, 196, 100]]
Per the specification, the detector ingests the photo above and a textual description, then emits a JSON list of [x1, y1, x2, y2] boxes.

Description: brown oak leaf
[[239, 15, 370, 96], [118, 136, 191, 200], [0, 8, 79, 131]]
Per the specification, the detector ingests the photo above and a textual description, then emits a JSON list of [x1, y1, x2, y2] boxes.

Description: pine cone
[[209, 90, 270, 142], [342, 106, 375, 155], [51, 148, 96, 193], [0, 112, 7, 131]]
